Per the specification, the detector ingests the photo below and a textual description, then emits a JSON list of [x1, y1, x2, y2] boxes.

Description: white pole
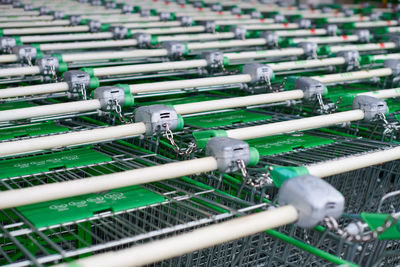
[[187, 39, 267, 50], [226, 110, 366, 140], [325, 17, 371, 23], [358, 88, 400, 99], [0, 20, 70, 28], [353, 20, 398, 28], [224, 48, 304, 60], [307, 146, 400, 178], [39, 39, 138, 51], [61, 49, 168, 62], [131, 26, 206, 35], [0, 82, 69, 98], [0, 123, 147, 158], [0, 156, 219, 209], [174, 90, 305, 115], [268, 57, 346, 71], [329, 43, 397, 53], [0, 15, 54, 22], [123, 21, 181, 29], [54, 206, 298, 267], [157, 32, 235, 42], [3, 25, 90, 35], [130, 74, 252, 94], [388, 27, 400, 33], [290, 35, 359, 44], [20, 32, 114, 43], [243, 23, 299, 30], [311, 68, 393, 84], [214, 18, 274, 25], [93, 59, 208, 77], [372, 53, 400, 62], [0, 66, 41, 78], [275, 29, 327, 37], [0, 99, 101, 122], [0, 54, 18, 64]]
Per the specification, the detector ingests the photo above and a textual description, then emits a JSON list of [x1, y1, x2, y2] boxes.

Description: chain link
[[262, 73, 273, 92], [111, 99, 133, 124], [163, 123, 197, 155], [324, 214, 399, 242], [79, 83, 87, 100], [50, 64, 58, 82], [377, 113, 400, 136], [26, 55, 32, 66], [237, 160, 270, 188]]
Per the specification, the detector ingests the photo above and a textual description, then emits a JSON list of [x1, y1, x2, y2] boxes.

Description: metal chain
[[377, 113, 400, 136], [111, 99, 133, 124], [50, 64, 58, 82], [163, 123, 197, 155], [312, 50, 317, 59], [79, 83, 87, 100], [354, 56, 360, 70], [324, 214, 399, 242], [26, 55, 32, 66], [262, 74, 273, 92], [237, 160, 270, 188]]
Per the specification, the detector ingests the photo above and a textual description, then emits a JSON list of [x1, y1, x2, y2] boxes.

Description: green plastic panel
[[18, 185, 165, 228], [0, 101, 36, 111], [0, 147, 112, 179], [361, 212, 400, 240], [0, 122, 69, 140], [184, 110, 272, 128], [247, 134, 334, 156]]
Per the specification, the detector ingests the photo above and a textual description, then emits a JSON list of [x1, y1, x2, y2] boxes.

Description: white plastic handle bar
[[123, 21, 181, 29], [0, 66, 40, 78], [3, 25, 90, 35], [371, 53, 400, 62], [275, 29, 327, 37], [0, 123, 147, 158], [215, 18, 274, 25], [61, 49, 168, 62], [268, 57, 346, 71], [130, 26, 206, 35], [329, 42, 397, 53], [0, 15, 54, 22], [54, 206, 298, 267], [0, 156, 218, 209], [290, 35, 359, 44], [325, 17, 371, 23], [242, 23, 299, 30], [93, 59, 208, 76], [357, 88, 400, 99], [20, 32, 114, 43], [0, 54, 18, 64], [226, 110, 366, 140], [0, 82, 69, 99], [187, 39, 267, 50], [224, 48, 305, 60], [306, 146, 400, 178], [174, 90, 305, 115], [388, 27, 400, 33], [130, 74, 251, 94], [0, 20, 70, 28], [39, 39, 138, 51], [353, 20, 398, 28], [157, 32, 235, 42], [311, 68, 393, 84], [0, 99, 101, 122]]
